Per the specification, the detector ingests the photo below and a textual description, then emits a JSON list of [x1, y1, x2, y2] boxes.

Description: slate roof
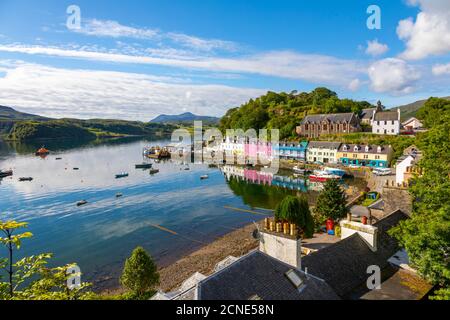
[[374, 111, 399, 121], [197, 251, 340, 300], [361, 108, 377, 120], [308, 141, 342, 150], [302, 210, 408, 298], [338, 144, 392, 155], [301, 113, 356, 124]]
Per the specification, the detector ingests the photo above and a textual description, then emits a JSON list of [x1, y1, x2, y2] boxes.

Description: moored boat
[[77, 200, 88, 207], [35, 147, 50, 156], [0, 169, 13, 178], [19, 177, 33, 182], [149, 169, 160, 175], [200, 175, 209, 180], [115, 172, 129, 179], [323, 167, 346, 177], [309, 170, 341, 182], [293, 166, 306, 175], [135, 163, 153, 169]]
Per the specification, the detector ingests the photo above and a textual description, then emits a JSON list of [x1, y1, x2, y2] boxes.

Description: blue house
[[273, 141, 308, 161]]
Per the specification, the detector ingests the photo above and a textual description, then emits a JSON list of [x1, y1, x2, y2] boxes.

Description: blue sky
[[0, 0, 449, 120]]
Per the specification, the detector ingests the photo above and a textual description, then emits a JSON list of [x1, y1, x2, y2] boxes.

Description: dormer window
[[365, 146, 370, 152], [343, 145, 349, 152], [354, 146, 360, 152], [377, 146, 382, 153]]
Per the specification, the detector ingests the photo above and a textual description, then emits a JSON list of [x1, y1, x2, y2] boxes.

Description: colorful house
[[273, 141, 308, 161], [306, 141, 341, 164], [337, 144, 393, 168], [245, 141, 273, 162]]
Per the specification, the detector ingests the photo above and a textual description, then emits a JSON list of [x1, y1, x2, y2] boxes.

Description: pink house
[[244, 142, 273, 162], [244, 169, 273, 185]]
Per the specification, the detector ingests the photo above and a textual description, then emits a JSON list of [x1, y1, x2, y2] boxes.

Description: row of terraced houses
[[213, 138, 393, 168]]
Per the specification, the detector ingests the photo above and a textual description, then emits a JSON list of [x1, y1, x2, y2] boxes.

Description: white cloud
[[348, 78, 361, 91], [365, 39, 389, 57], [368, 58, 421, 95], [0, 61, 264, 120], [398, 0, 450, 60], [76, 19, 237, 52], [432, 63, 450, 75], [0, 44, 366, 87]]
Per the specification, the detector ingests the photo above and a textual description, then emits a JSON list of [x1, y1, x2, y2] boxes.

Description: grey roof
[[374, 111, 399, 121], [361, 108, 377, 120], [338, 144, 392, 155], [301, 113, 355, 124], [302, 210, 408, 298], [197, 251, 340, 300], [308, 141, 342, 150], [368, 199, 385, 210]]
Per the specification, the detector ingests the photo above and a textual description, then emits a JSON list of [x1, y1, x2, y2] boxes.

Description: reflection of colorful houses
[[244, 141, 273, 162], [271, 175, 308, 192], [337, 144, 393, 168], [221, 165, 245, 180], [244, 169, 273, 185], [273, 141, 308, 161]]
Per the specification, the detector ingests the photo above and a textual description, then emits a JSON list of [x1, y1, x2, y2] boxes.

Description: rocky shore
[[158, 223, 259, 292]]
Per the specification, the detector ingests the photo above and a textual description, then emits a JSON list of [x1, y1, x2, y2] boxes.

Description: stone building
[[296, 113, 360, 138]]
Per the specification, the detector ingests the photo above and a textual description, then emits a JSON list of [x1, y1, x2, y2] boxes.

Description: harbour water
[[0, 137, 365, 290]]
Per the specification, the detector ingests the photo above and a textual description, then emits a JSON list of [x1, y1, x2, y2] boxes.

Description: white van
[[373, 168, 392, 176]]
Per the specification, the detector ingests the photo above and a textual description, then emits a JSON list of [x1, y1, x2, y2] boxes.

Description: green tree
[[314, 179, 348, 224], [0, 220, 33, 297], [1, 219, 94, 300], [275, 196, 315, 238], [389, 109, 450, 299], [120, 247, 159, 299]]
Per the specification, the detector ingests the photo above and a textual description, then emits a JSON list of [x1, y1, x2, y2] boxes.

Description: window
[[392, 120, 395, 125], [323, 124, 328, 130], [305, 124, 308, 130], [391, 129, 394, 133], [285, 270, 303, 289]]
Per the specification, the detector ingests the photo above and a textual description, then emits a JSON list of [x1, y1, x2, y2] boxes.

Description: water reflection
[[0, 138, 365, 291]]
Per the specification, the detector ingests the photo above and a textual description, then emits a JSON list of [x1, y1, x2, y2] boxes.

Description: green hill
[[0, 106, 175, 141], [398, 96, 450, 121], [0, 105, 50, 121], [219, 87, 373, 140]]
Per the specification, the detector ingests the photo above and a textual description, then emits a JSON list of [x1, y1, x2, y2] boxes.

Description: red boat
[[35, 147, 50, 156], [309, 171, 341, 182]]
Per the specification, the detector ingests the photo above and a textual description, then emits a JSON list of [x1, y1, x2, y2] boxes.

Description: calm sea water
[[0, 137, 363, 290]]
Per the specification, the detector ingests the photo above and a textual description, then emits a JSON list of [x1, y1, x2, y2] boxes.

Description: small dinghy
[[116, 193, 123, 198], [77, 200, 88, 207], [135, 163, 153, 169], [55, 157, 62, 160], [149, 169, 159, 175], [115, 172, 129, 179], [19, 177, 33, 182], [73, 167, 80, 171], [200, 175, 209, 180], [0, 169, 13, 178]]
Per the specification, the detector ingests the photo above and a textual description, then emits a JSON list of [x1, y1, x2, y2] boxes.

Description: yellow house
[[337, 144, 393, 168]]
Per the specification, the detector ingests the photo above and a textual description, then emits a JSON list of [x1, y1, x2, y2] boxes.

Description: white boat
[[309, 170, 341, 182], [293, 166, 306, 174], [200, 175, 209, 180], [323, 167, 346, 177]]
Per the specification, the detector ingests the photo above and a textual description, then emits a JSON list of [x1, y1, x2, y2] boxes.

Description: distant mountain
[[0, 105, 51, 121], [150, 112, 220, 125], [398, 96, 450, 121]]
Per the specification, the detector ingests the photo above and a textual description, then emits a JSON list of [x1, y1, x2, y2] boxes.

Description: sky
[[0, 0, 449, 120]]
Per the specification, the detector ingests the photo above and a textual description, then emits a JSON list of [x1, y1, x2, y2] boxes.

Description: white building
[[372, 109, 401, 135], [220, 136, 245, 157], [402, 117, 423, 131], [306, 141, 341, 164], [395, 146, 422, 185]]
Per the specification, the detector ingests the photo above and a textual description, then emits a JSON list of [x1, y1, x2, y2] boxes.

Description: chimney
[[340, 219, 378, 252], [259, 218, 302, 269]]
